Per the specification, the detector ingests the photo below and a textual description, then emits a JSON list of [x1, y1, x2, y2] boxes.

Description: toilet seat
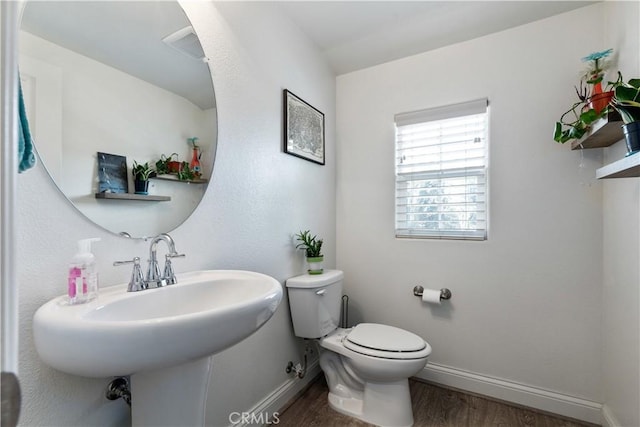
[[343, 323, 430, 360]]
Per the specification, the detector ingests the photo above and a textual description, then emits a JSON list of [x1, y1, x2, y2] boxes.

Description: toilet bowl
[[286, 270, 431, 427]]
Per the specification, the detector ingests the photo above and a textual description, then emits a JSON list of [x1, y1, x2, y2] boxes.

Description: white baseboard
[[236, 360, 608, 426], [601, 404, 621, 427], [231, 361, 321, 427], [416, 362, 602, 425]]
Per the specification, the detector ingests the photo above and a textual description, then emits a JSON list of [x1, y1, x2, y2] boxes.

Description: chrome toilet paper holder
[[413, 285, 452, 301]]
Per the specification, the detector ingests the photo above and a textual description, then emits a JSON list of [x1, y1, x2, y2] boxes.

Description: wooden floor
[[277, 376, 598, 427]]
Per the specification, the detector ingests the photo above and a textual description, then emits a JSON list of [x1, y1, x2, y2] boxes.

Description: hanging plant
[[553, 49, 618, 144]]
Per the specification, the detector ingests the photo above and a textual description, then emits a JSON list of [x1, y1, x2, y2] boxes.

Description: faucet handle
[[163, 255, 177, 285], [162, 253, 184, 285], [114, 257, 146, 292], [166, 253, 185, 259], [113, 257, 138, 266]]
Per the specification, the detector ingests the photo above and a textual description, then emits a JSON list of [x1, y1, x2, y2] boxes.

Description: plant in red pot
[[187, 137, 202, 179], [553, 48, 617, 144], [583, 48, 615, 114], [155, 153, 179, 175]]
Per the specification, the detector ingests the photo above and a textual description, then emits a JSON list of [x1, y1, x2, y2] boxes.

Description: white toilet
[[286, 270, 431, 427]]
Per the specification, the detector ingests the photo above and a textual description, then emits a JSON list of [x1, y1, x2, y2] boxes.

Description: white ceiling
[[274, 1, 596, 75], [20, 1, 596, 104], [21, 1, 215, 109]]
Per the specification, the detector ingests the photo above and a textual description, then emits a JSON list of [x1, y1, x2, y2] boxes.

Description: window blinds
[[395, 98, 488, 240]]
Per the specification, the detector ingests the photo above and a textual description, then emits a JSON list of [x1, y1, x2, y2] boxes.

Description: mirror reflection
[[19, 1, 217, 238]]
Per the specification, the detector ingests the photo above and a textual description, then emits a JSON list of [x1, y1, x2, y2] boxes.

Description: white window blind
[[395, 98, 488, 240]]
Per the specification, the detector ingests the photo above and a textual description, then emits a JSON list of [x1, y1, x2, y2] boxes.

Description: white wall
[[602, 2, 640, 426], [15, 1, 334, 426], [337, 3, 605, 416]]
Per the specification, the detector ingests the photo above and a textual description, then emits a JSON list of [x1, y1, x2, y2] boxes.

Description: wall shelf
[[596, 153, 640, 179], [571, 111, 623, 150], [151, 174, 208, 184], [566, 110, 639, 179], [95, 192, 171, 202]]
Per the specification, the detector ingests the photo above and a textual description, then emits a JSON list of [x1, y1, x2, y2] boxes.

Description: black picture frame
[[97, 152, 128, 193], [283, 89, 325, 165]]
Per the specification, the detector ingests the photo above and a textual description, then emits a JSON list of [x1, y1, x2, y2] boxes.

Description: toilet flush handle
[[316, 289, 326, 296]]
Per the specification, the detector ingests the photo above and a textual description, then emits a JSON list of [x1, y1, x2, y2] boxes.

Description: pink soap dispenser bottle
[[67, 265, 83, 305], [67, 238, 100, 305]]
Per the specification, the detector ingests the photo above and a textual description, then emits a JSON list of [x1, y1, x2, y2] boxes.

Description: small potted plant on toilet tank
[[295, 230, 323, 274]]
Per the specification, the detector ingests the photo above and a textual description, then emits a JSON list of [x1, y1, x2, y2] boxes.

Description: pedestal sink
[[33, 270, 283, 426]]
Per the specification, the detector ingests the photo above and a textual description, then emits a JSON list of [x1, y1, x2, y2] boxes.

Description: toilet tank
[[285, 270, 343, 338]]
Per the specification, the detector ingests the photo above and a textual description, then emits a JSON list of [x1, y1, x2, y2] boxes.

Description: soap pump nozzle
[[78, 237, 100, 254]]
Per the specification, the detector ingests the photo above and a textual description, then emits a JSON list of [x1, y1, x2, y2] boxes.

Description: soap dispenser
[[67, 238, 100, 305]]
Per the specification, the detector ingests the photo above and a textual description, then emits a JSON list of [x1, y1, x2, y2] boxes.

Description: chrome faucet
[[146, 233, 184, 288], [114, 233, 185, 292]]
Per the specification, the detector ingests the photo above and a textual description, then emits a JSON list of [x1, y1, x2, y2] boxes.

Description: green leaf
[[616, 85, 640, 103], [615, 106, 640, 124], [586, 76, 603, 85], [569, 125, 586, 140], [580, 109, 599, 125], [553, 122, 563, 142], [559, 130, 572, 144], [628, 78, 640, 89]]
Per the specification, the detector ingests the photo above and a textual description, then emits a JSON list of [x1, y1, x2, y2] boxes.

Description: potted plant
[[610, 75, 640, 156], [177, 161, 195, 181], [155, 153, 179, 175], [583, 48, 614, 113], [554, 49, 617, 144], [132, 161, 154, 195], [295, 230, 324, 275], [188, 137, 202, 179], [553, 78, 600, 143]]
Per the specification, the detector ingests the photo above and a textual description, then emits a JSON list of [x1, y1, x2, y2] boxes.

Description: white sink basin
[[33, 270, 283, 378]]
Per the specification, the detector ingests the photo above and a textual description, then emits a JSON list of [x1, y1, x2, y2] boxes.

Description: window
[[394, 98, 488, 240]]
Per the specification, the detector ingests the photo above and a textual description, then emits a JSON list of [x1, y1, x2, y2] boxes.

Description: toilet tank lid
[[285, 270, 343, 288]]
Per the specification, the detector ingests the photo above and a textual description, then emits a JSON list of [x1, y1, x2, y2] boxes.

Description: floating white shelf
[[566, 111, 639, 179], [596, 153, 640, 179], [571, 111, 623, 150], [95, 193, 171, 202], [151, 174, 208, 184]]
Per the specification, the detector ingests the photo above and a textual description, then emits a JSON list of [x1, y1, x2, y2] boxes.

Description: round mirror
[[19, 1, 217, 238]]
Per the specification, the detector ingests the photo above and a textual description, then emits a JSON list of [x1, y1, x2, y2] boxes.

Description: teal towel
[[18, 78, 36, 173]]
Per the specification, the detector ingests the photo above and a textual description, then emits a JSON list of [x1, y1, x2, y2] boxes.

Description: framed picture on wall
[[283, 89, 325, 165], [97, 152, 128, 193]]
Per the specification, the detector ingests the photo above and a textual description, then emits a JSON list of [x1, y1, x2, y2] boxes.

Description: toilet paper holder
[[413, 286, 452, 301]]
